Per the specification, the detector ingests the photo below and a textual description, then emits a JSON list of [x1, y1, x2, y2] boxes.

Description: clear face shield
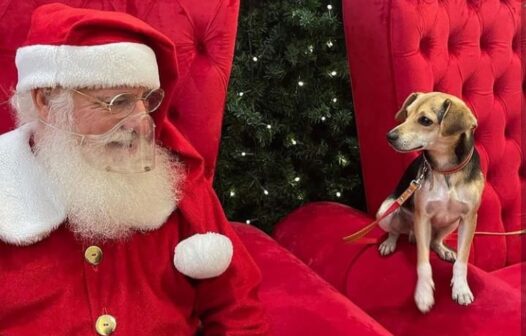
[[77, 113, 156, 173], [40, 88, 164, 173]]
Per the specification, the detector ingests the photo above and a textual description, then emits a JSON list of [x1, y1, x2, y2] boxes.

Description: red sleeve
[[179, 178, 270, 335]]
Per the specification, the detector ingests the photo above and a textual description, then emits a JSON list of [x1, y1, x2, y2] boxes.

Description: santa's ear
[[439, 98, 477, 136], [395, 92, 421, 122], [31, 88, 53, 121]]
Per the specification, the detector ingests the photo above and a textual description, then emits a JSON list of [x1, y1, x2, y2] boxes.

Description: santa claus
[[0, 3, 269, 335]]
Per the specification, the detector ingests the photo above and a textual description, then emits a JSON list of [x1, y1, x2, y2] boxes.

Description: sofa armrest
[[233, 222, 392, 336]]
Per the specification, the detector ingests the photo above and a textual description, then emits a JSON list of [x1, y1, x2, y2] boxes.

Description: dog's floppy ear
[[395, 92, 420, 122], [439, 98, 477, 136]]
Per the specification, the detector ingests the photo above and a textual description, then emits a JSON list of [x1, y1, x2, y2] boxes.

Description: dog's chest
[[416, 174, 470, 227]]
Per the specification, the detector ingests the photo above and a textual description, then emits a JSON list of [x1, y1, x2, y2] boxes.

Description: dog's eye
[[418, 116, 433, 126]]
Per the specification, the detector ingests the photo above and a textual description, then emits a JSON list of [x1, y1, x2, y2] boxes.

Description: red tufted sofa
[[274, 0, 523, 335], [0, 0, 395, 335]]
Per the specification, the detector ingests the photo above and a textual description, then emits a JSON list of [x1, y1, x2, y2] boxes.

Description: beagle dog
[[377, 92, 484, 313]]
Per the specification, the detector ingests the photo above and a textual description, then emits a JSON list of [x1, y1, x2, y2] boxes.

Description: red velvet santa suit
[[0, 4, 269, 335]]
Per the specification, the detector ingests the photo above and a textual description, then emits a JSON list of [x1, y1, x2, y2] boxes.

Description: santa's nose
[[120, 113, 154, 138]]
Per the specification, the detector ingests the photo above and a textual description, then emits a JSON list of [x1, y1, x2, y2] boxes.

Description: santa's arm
[[175, 180, 269, 335]]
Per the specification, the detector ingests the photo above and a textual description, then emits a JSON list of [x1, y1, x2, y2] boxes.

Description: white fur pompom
[[173, 232, 233, 279]]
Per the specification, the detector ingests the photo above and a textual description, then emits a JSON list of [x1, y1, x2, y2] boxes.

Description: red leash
[[342, 166, 427, 243]]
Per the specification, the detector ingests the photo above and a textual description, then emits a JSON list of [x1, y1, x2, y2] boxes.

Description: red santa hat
[[15, 3, 172, 92], [6, 3, 233, 279]]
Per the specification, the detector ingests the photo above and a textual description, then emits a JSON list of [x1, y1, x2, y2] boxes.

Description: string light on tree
[[267, 124, 272, 129], [332, 97, 338, 103], [245, 219, 251, 224], [308, 45, 314, 53], [294, 177, 301, 182], [241, 152, 246, 157], [229, 190, 236, 197], [321, 116, 326, 121], [263, 189, 269, 195], [337, 154, 349, 167], [336, 192, 342, 198], [330, 70, 337, 77], [252, 56, 258, 62], [291, 139, 297, 145], [326, 40, 334, 48], [327, 4, 333, 10], [298, 81, 305, 87], [238, 92, 244, 97]]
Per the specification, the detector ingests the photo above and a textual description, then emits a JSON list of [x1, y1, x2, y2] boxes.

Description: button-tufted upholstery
[[360, 0, 523, 271], [273, 0, 522, 335], [0, 1, 393, 334]]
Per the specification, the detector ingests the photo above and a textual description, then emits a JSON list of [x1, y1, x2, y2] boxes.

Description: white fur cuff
[[16, 42, 160, 91], [173, 232, 233, 279]]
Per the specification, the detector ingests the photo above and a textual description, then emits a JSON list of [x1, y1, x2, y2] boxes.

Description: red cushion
[[233, 223, 392, 336], [274, 203, 521, 336], [343, 0, 523, 271], [490, 262, 523, 290]]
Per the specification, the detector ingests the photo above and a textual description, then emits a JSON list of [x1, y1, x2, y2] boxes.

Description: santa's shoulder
[[0, 122, 66, 246]]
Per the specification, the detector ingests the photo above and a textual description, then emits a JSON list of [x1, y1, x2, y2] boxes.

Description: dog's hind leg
[[377, 197, 409, 256], [431, 223, 458, 262]]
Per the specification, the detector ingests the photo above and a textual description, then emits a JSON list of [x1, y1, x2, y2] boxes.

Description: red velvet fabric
[[273, 0, 523, 334], [0, 0, 234, 183], [0, 1, 390, 334], [343, 0, 522, 271], [232, 223, 392, 336], [1, 3, 270, 335], [274, 203, 522, 336]]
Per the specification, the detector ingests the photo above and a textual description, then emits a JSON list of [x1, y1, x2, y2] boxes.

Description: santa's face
[[36, 87, 164, 173], [29, 88, 183, 241]]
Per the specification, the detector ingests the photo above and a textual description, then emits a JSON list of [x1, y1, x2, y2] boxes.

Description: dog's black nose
[[386, 130, 399, 142]]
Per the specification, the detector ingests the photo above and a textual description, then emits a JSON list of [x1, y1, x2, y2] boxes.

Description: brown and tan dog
[[377, 92, 484, 313]]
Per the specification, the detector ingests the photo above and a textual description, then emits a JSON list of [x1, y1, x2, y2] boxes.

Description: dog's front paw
[[451, 278, 474, 305], [414, 277, 435, 313], [378, 235, 398, 256]]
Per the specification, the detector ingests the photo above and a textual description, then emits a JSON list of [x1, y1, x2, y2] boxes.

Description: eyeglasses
[[71, 88, 165, 118]]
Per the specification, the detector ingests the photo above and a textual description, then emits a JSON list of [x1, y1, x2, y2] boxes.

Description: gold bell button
[[84, 246, 103, 266], [95, 314, 117, 335]]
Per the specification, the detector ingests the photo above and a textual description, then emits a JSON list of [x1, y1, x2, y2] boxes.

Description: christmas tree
[[214, 0, 364, 233]]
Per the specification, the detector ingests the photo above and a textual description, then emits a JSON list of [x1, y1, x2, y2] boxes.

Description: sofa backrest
[[344, 0, 522, 270], [0, 0, 238, 183]]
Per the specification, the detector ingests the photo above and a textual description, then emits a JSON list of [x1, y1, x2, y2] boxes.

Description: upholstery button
[[512, 35, 519, 53], [196, 41, 207, 54], [95, 314, 117, 335], [447, 37, 462, 56], [85, 246, 103, 266], [420, 37, 431, 56], [480, 36, 489, 51]]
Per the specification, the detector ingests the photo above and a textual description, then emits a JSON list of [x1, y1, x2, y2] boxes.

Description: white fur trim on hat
[[0, 122, 66, 245], [15, 42, 160, 91], [173, 232, 233, 279]]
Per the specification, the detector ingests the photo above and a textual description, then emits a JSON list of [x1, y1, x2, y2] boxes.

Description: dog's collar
[[422, 147, 474, 175]]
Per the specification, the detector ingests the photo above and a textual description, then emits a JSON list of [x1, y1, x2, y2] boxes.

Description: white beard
[[33, 125, 184, 241]]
